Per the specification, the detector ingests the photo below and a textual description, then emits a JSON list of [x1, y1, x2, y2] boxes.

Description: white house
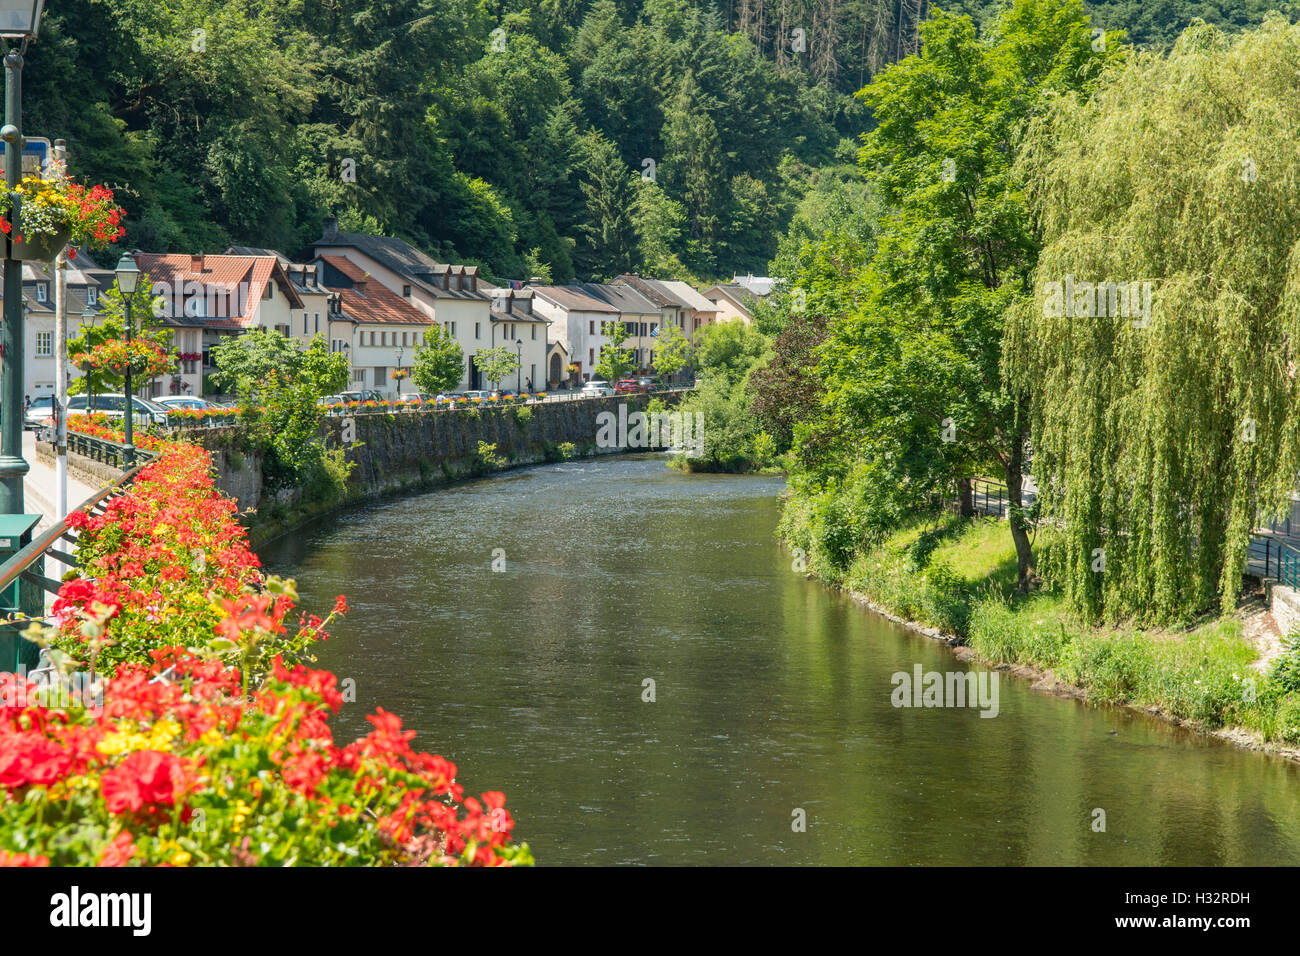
[[308, 218, 495, 391], [133, 251, 307, 397], [16, 253, 111, 402], [314, 254, 429, 397], [530, 285, 620, 384], [487, 288, 550, 393], [577, 283, 662, 374]]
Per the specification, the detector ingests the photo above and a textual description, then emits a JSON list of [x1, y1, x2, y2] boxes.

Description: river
[[260, 454, 1300, 865]]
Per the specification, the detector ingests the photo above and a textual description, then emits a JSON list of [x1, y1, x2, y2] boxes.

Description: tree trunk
[[958, 477, 974, 518], [1005, 436, 1036, 592]]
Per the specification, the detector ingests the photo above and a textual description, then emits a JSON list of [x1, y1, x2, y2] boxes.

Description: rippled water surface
[[260, 455, 1300, 865]]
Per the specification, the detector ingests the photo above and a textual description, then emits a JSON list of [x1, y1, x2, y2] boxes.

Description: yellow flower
[[171, 851, 192, 866]]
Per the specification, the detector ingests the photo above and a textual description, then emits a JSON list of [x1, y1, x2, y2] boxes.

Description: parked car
[[615, 379, 645, 395], [463, 390, 491, 401], [433, 392, 460, 406], [581, 380, 616, 397], [398, 392, 434, 405], [24, 395, 55, 430], [637, 377, 656, 388], [29, 394, 170, 428], [154, 396, 215, 411], [318, 394, 346, 407], [339, 389, 384, 404]]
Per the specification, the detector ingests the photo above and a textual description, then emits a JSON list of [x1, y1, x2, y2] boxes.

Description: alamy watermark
[[596, 405, 704, 458], [1041, 275, 1153, 326], [2, 664, 103, 716], [891, 664, 999, 718]]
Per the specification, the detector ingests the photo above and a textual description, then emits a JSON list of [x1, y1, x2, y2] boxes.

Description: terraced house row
[[8, 217, 770, 402]]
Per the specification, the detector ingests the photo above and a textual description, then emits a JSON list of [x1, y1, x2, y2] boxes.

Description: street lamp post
[[515, 339, 522, 393], [0, 0, 45, 516], [395, 346, 403, 397], [114, 253, 139, 468]]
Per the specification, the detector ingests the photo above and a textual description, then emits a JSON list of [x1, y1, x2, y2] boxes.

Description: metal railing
[[66, 430, 150, 470], [1250, 532, 1300, 590], [0, 450, 157, 672], [943, 478, 1011, 518]]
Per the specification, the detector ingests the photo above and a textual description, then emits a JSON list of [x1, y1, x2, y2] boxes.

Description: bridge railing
[[0, 450, 158, 673]]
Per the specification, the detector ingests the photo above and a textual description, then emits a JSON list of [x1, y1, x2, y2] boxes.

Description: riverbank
[[777, 499, 1300, 761]]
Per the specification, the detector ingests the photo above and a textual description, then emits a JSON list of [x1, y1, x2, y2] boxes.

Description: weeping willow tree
[[1004, 16, 1300, 624]]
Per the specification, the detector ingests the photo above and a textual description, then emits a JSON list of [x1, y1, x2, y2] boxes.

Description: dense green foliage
[[768, 0, 1120, 591], [674, 320, 773, 472], [211, 330, 348, 489], [473, 346, 522, 391], [1006, 16, 1300, 624], [28, 0, 859, 282]]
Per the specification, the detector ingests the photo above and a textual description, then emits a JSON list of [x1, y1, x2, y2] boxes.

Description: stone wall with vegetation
[[183, 395, 667, 543]]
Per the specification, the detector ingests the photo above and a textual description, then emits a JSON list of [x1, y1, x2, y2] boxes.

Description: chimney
[[190, 253, 205, 274], [323, 216, 339, 240]]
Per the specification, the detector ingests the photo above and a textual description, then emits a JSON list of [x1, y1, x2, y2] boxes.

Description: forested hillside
[[23, 0, 1291, 283]]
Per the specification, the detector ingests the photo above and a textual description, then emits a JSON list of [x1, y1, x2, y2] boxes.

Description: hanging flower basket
[[6, 226, 71, 262], [0, 170, 126, 261], [71, 339, 174, 380]]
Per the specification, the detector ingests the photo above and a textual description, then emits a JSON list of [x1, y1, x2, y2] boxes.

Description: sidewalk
[[20, 430, 101, 534]]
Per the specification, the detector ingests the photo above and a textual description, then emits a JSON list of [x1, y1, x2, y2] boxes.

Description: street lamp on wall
[[114, 253, 140, 468]]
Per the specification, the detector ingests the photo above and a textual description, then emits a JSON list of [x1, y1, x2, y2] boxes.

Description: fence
[[942, 478, 1011, 518], [0, 447, 158, 673]]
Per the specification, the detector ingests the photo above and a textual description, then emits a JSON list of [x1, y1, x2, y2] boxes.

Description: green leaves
[[1007, 15, 1300, 623], [413, 326, 465, 395]]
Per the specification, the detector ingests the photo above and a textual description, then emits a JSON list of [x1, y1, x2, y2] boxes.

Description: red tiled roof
[[318, 256, 430, 326], [134, 253, 301, 327]]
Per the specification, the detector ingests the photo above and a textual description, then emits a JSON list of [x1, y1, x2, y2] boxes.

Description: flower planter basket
[[7, 227, 71, 262]]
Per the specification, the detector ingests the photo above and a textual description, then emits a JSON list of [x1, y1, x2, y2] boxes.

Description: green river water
[[260, 455, 1300, 865]]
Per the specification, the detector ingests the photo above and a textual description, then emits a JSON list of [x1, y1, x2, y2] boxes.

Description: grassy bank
[[778, 498, 1300, 747]]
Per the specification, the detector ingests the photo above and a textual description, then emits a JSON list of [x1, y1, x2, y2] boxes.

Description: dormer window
[[402, 284, 411, 297], [35, 283, 48, 303], [86, 287, 98, 306]]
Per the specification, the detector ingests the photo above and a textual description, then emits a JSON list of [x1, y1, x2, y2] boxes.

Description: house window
[[86, 287, 97, 306], [202, 346, 214, 369], [450, 322, 456, 336], [35, 283, 48, 303], [475, 322, 481, 339], [352, 369, 366, 383], [402, 285, 411, 297], [531, 324, 536, 341], [315, 313, 320, 333], [373, 367, 387, 387], [589, 320, 595, 335], [35, 331, 52, 356], [263, 283, 273, 300], [304, 314, 309, 335], [589, 348, 595, 365], [650, 323, 657, 335]]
